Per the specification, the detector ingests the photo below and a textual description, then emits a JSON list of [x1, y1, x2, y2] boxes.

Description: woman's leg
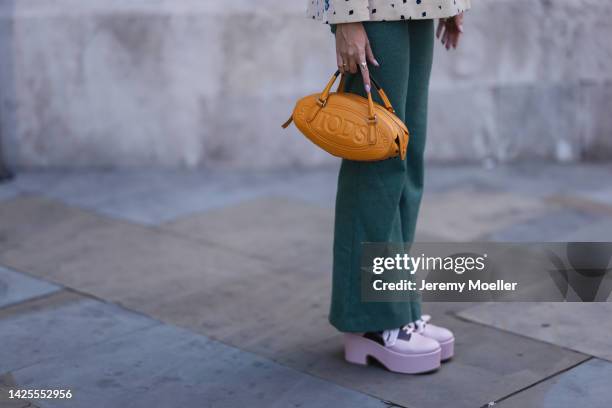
[[400, 19, 435, 323], [330, 20, 424, 333]]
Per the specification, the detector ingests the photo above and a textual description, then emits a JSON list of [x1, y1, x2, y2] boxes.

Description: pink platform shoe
[[401, 315, 455, 361], [344, 328, 441, 374]]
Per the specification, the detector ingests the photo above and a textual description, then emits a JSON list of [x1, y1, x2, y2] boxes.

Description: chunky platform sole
[[344, 333, 441, 374], [439, 337, 455, 361]]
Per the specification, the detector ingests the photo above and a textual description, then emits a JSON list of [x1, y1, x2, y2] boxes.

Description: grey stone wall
[[0, 0, 610, 169]]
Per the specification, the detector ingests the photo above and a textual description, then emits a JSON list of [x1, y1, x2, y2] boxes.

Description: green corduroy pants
[[330, 20, 434, 333]]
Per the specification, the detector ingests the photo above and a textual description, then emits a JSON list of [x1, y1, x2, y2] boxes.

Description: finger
[[455, 13, 464, 31], [337, 52, 345, 73], [448, 30, 455, 49], [357, 50, 368, 71], [436, 20, 444, 39], [365, 41, 379, 67], [342, 52, 351, 73], [454, 32, 461, 48], [443, 31, 450, 50], [335, 33, 344, 73], [453, 13, 464, 33], [359, 62, 371, 93], [347, 52, 358, 74]]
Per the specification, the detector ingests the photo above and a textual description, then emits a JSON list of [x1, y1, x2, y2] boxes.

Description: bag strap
[[321, 70, 396, 114], [281, 70, 397, 140], [312, 70, 395, 145]]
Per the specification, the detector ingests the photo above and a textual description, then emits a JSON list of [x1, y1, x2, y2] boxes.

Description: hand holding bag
[[281, 70, 408, 162]]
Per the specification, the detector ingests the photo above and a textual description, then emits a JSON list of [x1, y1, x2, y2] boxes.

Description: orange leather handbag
[[282, 70, 408, 162]]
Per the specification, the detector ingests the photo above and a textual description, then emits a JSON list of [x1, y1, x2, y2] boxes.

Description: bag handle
[[281, 70, 397, 143], [312, 70, 394, 145], [319, 70, 395, 114]]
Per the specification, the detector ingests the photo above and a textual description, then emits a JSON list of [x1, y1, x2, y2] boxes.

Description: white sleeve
[[308, 0, 371, 24], [329, 0, 371, 24]]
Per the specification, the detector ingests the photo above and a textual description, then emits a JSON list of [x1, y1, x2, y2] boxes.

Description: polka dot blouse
[[308, 0, 471, 24]]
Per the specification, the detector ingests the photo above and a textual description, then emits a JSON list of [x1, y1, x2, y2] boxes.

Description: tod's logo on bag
[[282, 70, 408, 161], [310, 110, 370, 145]]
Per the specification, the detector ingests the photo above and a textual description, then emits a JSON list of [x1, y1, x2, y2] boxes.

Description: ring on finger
[[360, 61, 367, 69]]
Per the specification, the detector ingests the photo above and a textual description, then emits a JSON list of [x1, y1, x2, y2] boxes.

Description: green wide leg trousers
[[330, 20, 434, 333]]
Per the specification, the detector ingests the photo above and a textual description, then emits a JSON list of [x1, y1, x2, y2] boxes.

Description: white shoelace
[[402, 315, 431, 335], [382, 316, 432, 346], [381, 328, 400, 347]]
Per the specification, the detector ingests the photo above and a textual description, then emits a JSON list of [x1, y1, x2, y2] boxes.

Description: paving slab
[[417, 189, 553, 241], [266, 168, 339, 208], [546, 195, 612, 218], [10, 171, 161, 208], [77, 170, 286, 225], [7, 323, 388, 408], [498, 358, 612, 408], [144, 265, 336, 356], [0, 195, 87, 251], [91, 241, 587, 408], [272, 310, 588, 408], [9, 166, 611, 228], [458, 302, 612, 362], [562, 218, 612, 241], [0, 176, 601, 408], [0, 195, 359, 398], [89, 182, 263, 225], [107, 245, 573, 406], [0, 196, 333, 353], [424, 164, 612, 198], [0, 266, 61, 309], [138, 198, 592, 408], [0, 182, 19, 203], [0, 291, 156, 373], [492, 164, 612, 197], [583, 186, 612, 207], [0, 196, 277, 309], [10, 170, 333, 225], [485, 208, 604, 242], [163, 195, 445, 276], [7, 170, 244, 225], [162, 196, 335, 275]]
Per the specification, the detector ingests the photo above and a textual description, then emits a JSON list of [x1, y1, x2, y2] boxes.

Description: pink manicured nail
[[373, 59, 380, 67], [365, 84, 371, 93], [458, 24, 464, 33]]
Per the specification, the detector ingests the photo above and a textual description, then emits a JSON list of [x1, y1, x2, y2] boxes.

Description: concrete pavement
[[1, 163, 612, 407]]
